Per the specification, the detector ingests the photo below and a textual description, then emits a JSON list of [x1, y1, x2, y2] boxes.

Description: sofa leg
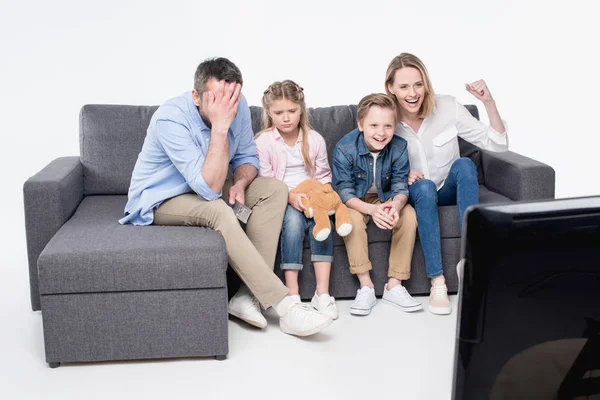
[[215, 355, 226, 361], [49, 362, 61, 368]]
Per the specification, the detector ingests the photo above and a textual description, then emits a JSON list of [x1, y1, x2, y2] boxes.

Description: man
[[120, 57, 332, 337]]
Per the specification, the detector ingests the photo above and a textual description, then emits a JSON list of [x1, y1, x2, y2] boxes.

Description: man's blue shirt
[[119, 92, 258, 225]]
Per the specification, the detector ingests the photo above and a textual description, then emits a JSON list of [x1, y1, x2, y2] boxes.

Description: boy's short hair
[[356, 93, 398, 124]]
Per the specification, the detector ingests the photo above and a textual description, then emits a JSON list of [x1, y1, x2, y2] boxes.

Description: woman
[[385, 53, 508, 315]]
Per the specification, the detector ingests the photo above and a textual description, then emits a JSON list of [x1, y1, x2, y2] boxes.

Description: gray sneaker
[[382, 283, 423, 312]]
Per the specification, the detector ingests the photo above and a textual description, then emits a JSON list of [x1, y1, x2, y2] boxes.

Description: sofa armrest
[[481, 150, 555, 201], [23, 157, 83, 311]]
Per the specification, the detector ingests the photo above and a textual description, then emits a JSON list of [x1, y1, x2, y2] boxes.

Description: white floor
[[1, 267, 459, 400]]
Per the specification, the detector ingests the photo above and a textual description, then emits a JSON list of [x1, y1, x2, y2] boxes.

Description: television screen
[[452, 196, 600, 400]]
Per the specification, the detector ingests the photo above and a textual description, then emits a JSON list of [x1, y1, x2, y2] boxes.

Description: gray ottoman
[[37, 196, 229, 367]]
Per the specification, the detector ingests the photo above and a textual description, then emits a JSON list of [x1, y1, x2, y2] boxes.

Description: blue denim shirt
[[332, 128, 410, 203], [119, 92, 259, 225]]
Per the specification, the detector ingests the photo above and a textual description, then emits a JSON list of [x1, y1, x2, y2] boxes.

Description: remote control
[[232, 200, 252, 224]]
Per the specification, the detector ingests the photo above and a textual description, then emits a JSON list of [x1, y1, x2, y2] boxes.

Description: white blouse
[[394, 94, 509, 190]]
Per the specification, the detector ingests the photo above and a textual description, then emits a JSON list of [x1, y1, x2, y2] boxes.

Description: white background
[[1, 0, 599, 396]]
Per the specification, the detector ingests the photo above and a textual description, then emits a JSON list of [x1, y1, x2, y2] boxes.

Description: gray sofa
[[24, 102, 555, 367]]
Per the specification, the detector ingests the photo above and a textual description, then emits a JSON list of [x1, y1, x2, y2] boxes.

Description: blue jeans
[[408, 158, 479, 278], [280, 205, 334, 270]]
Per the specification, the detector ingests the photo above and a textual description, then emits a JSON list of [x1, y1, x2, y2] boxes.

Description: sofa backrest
[[80, 104, 159, 195], [79, 103, 482, 195]]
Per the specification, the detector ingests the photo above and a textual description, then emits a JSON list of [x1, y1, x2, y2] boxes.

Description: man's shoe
[[429, 284, 452, 315], [350, 286, 377, 316], [279, 303, 333, 336], [228, 289, 267, 328], [311, 293, 339, 320], [382, 283, 423, 312]]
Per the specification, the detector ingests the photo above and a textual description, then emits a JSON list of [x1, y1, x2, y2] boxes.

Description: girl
[[255, 80, 338, 319], [385, 53, 508, 315]]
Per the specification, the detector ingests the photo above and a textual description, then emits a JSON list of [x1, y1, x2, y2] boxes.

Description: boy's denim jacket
[[332, 128, 410, 203]]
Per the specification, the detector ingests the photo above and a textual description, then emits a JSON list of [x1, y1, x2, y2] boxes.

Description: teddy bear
[[290, 179, 353, 241]]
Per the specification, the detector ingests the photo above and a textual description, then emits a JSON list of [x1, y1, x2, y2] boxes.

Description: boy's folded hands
[[371, 203, 398, 230]]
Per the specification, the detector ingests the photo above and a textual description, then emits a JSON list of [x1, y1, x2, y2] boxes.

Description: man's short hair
[[194, 57, 243, 93]]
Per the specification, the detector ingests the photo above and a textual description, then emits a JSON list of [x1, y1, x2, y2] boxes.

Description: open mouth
[[373, 137, 386, 143], [405, 98, 419, 105]]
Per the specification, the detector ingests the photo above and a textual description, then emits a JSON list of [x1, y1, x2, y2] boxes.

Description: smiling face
[[267, 98, 301, 136], [358, 106, 396, 152], [387, 67, 426, 118]]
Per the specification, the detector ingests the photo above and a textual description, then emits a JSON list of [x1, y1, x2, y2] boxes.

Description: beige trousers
[[153, 177, 289, 308], [343, 194, 417, 280]]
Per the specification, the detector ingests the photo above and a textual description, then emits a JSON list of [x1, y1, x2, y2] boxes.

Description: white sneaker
[[382, 283, 423, 312], [350, 286, 377, 316], [279, 303, 333, 336], [228, 288, 267, 329], [311, 293, 339, 320]]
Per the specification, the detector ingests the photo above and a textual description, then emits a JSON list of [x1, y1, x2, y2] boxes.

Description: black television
[[452, 196, 600, 400]]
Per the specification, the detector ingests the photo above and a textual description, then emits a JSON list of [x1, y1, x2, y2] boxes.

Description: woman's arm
[[455, 88, 508, 152], [466, 80, 505, 133]]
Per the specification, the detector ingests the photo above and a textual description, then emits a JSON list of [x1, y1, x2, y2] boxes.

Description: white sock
[[272, 296, 296, 317]]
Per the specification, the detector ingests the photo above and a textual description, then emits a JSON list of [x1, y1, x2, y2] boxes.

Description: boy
[[332, 93, 420, 316]]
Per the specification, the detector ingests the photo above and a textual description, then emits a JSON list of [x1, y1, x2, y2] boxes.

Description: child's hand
[[371, 204, 396, 230], [381, 203, 399, 227], [381, 202, 400, 227], [408, 170, 424, 186], [289, 192, 308, 212]]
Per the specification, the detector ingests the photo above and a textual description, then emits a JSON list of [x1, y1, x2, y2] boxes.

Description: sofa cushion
[[308, 105, 358, 163], [458, 138, 485, 185], [38, 196, 227, 295], [80, 105, 158, 195]]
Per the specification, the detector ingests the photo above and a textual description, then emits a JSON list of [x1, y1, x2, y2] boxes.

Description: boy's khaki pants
[[153, 177, 289, 309], [343, 194, 417, 280]]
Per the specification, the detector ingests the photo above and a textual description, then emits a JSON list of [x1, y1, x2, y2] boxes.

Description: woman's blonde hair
[[259, 80, 314, 174], [384, 53, 436, 119]]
